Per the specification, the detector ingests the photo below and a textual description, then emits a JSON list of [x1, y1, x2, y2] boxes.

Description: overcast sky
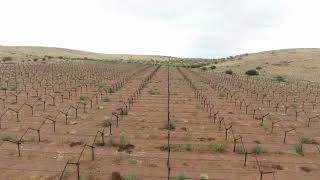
[[1, 0, 319, 58]]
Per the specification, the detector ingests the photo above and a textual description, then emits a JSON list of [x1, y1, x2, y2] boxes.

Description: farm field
[[0, 60, 319, 180]]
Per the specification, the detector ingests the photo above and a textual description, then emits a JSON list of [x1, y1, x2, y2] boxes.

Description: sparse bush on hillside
[[209, 140, 227, 153], [245, 69, 259, 76], [274, 75, 286, 82], [2, 56, 13, 62], [237, 146, 247, 154], [201, 67, 207, 71], [101, 119, 111, 128], [225, 69, 233, 75], [294, 142, 304, 155], [256, 66, 262, 70], [200, 174, 209, 180], [176, 172, 187, 180], [251, 144, 265, 155], [190, 62, 208, 68], [300, 136, 317, 145], [165, 120, 176, 130], [210, 65, 216, 69]]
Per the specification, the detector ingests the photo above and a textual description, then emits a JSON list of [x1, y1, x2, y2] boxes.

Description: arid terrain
[[0, 46, 319, 180]]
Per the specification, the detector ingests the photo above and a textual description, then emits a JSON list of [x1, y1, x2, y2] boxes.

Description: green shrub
[[1, 134, 14, 141], [201, 67, 207, 71], [210, 65, 216, 69], [209, 140, 227, 153], [128, 157, 138, 165], [79, 96, 86, 101], [108, 136, 116, 146], [245, 69, 259, 76], [122, 174, 136, 180], [190, 62, 207, 68], [274, 75, 286, 82], [101, 120, 111, 128], [300, 136, 315, 144], [200, 174, 209, 180], [2, 56, 12, 62], [256, 66, 262, 70], [294, 142, 304, 155], [237, 146, 247, 154], [183, 144, 192, 151], [165, 120, 176, 130], [225, 70, 233, 75], [119, 107, 128, 115], [252, 144, 265, 155], [161, 144, 180, 152], [218, 90, 225, 97], [94, 138, 105, 146], [120, 135, 126, 147], [176, 172, 187, 180]]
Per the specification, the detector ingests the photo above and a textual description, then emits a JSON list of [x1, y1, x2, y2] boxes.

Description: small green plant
[[225, 69, 233, 75], [245, 69, 259, 76], [79, 96, 86, 101], [161, 144, 180, 152], [183, 144, 192, 151], [300, 136, 318, 145], [128, 157, 138, 165], [165, 120, 176, 130], [259, 122, 268, 131], [94, 139, 105, 146], [274, 75, 286, 82], [119, 107, 128, 115], [209, 140, 227, 153], [256, 66, 262, 70], [120, 135, 126, 147], [300, 136, 315, 144], [108, 136, 116, 146], [149, 89, 160, 95], [237, 146, 247, 154], [294, 142, 304, 155], [1, 134, 14, 141], [201, 66, 207, 71], [122, 174, 136, 180], [2, 56, 12, 62], [252, 144, 265, 155], [200, 174, 209, 180], [176, 172, 187, 180], [101, 120, 111, 128], [218, 90, 225, 97], [210, 65, 216, 69]]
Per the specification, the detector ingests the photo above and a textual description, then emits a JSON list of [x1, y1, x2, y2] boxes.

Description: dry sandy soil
[[0, 45, 171, 62], [213, 48, 320, 83]]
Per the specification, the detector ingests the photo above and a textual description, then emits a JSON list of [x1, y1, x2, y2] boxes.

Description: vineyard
[[0, 60, 319, 180]]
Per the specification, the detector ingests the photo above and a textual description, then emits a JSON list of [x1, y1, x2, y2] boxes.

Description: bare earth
[[0, 46, 319, 180]]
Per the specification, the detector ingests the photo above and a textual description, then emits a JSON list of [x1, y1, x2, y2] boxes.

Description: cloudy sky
[[1, 0, 319, 58]]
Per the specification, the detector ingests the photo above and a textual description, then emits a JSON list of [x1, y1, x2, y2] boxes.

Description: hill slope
[[214, 48, 320, 83], [1, 46, 319, 83], [0, 45, 172, 61]]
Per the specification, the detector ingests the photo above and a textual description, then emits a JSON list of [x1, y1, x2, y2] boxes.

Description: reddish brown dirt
[[0, 61, 319, 180]]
